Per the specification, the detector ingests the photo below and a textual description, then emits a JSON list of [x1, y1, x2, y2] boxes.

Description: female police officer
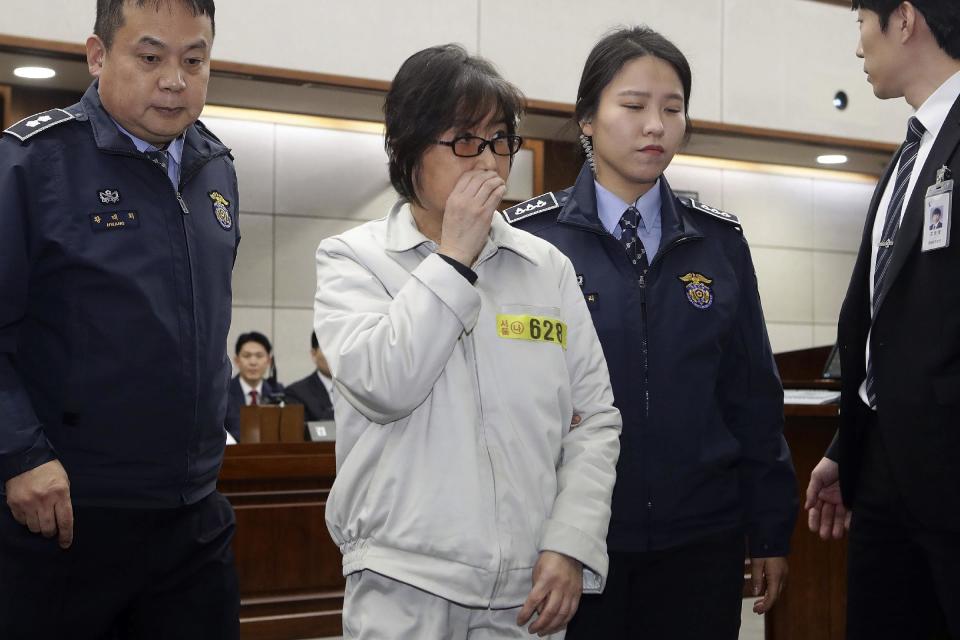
[[313, 44, 620, 639], [506, 26, 797, 639]]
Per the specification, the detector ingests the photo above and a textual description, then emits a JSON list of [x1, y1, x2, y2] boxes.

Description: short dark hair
[[576, 26, 693, 134], [310, 331, 319, 350], [95, 0, 216, 50], [383, 44, 525, 206], [852, 0, 960, 59], [235, 331, 272, 356]]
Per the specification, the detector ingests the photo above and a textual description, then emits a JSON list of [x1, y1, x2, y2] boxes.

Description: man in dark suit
[[225, 332, 284, 441], [805, 2, 960, 638], [283, 332, 334, 422]]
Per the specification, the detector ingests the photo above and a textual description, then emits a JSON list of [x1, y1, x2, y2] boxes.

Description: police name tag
[[922, 167, 952, 253], [496, 314, 567, 349], [89, 211, 140, 232]]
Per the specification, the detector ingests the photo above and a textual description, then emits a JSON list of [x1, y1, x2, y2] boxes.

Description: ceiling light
[[14, 66, 56, 80], [817, 154, 848, 165]]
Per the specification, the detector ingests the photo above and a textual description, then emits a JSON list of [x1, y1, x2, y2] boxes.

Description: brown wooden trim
[[525, 98, 579, 119], [691, 119, 898, 153], [784, 403, 840, 417], [211, 59, 391, 92], [0, 32, 897, 154], [0, 84, 12, 129], [0, 33, 86, 57], [0, 33, 391, 91], [528, 98, 898, 154]]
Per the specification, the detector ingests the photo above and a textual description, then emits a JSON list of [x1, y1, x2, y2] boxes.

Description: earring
[[579, 133, 597, 176]]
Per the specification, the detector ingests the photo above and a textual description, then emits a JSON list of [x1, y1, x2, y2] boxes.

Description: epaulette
[[3, 109, 76, 143], [194, 119, 234, 159], [679, 197, 741, 226], [502, 192, 561, 224], [194, 118, 224, 145]]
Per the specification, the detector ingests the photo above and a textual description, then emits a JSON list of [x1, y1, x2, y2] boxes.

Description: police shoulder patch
[[679, 197, 741, 226], [3, 109, 76, 142], [502, 192, 561, 224]]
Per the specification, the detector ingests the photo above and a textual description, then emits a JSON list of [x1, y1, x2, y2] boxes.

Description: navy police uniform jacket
[[0, 82, 240, 507], [507, 164, 797, 557]]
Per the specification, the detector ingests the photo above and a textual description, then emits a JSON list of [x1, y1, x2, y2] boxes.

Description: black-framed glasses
[[434, 134, 524, 157]]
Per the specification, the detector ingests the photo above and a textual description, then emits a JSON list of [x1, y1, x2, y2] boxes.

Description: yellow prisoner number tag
[[496, 314, 567, 350]]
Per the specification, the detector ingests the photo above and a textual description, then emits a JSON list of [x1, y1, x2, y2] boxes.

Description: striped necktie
[[865, 116, 925, 408]]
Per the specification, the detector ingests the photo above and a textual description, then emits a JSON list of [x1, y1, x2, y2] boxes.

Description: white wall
[[4, 0, 912, 142]]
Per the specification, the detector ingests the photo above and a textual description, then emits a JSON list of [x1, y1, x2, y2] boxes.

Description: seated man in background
[[284, 332, 334, 422], [225, 331, 284, 441]]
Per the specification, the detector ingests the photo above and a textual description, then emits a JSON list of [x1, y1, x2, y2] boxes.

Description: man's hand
[[805, 457, 850, 540], [438, 169, 506, 267], [4, 460, 73, 549], [517, 551, 583, 636], [750, 556, 788, 614]]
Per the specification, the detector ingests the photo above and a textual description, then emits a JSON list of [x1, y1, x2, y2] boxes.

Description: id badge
[[922, 168, 952, 252]]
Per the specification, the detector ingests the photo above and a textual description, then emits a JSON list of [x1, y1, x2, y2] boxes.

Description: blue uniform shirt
[[595, 178, 662, 260], [112, 118, 185, 189]]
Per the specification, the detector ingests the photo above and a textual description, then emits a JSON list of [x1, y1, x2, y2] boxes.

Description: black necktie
[[619, 206, 649, 274], [144, 149, 169, 174], [865, 116, 925, 408]]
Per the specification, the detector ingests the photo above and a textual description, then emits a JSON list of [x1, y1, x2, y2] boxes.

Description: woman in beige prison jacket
[[314, 44, 621, 639]]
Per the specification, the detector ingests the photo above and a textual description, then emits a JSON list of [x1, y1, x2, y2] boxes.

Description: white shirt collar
[[914, 70, 960, 142], [238, 377, 263, 402], [316, 370, 335, 396], [594, 179, 662, 236]]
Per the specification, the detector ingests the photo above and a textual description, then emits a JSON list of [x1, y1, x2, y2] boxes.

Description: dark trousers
[[0, 491, 240, 640], [846, 426, 959, 640], [566, 529, 745, 640]]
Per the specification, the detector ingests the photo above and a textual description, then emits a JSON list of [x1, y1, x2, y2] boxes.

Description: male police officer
[[0, 1, 240, 638]]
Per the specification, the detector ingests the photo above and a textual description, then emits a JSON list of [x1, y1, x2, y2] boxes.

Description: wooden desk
[[219, 443, 344, 640], [763, 345, 847, 640], [764, 404, 847, 640]]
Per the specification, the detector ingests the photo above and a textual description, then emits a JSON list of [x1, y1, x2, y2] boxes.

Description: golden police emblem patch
[[678, 272, 714, 310], [209, 191, 233, 230]]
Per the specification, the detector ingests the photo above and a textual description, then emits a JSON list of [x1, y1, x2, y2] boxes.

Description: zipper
[[560, 212, 702, 548], [628, 234, 700, 550], [462, 321, 503, 605], [639, 234, 697, 420], [97, 144, 230, 500], [132, 149, 210, 493]]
